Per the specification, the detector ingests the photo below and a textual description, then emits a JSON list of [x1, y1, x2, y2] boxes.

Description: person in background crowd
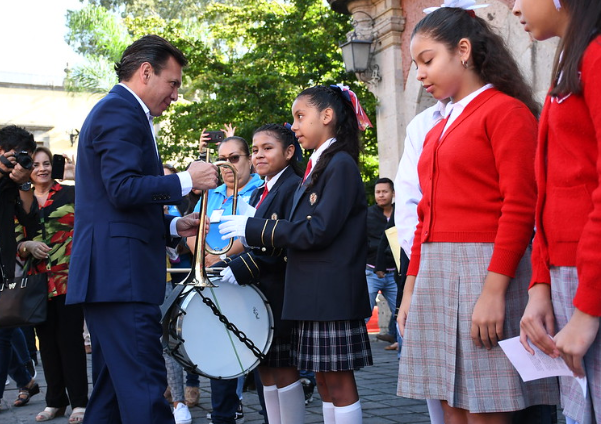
[[17, 146, 88, 423], [366, 177, 398, 346], [0, 125, 39, 411]]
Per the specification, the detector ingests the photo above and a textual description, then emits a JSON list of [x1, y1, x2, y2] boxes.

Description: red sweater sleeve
[[486, 104, 537, 276], [574, 40, 601, 316]]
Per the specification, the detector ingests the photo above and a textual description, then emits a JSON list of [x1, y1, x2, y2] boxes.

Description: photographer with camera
[[0, 125, 40, 411]]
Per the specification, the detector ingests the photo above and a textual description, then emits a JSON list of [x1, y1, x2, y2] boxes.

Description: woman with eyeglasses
[[185, 135, 262, 423], [188, 136, 263, 267]]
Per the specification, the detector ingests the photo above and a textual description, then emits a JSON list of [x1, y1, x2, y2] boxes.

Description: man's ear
[[139, 62, 153, 84]]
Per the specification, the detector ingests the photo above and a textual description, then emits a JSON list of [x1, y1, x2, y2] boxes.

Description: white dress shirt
[[393, 102, 447, 258]]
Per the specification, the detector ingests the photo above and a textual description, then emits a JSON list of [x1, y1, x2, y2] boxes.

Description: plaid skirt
[[291, 319, 373, 372], [551, 266, 601, 424], [261, 335, 294, 368], [397, 243, 559, 413]]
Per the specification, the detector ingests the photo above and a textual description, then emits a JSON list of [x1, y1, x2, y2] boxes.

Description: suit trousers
[[84, 302, 174, 424], [35, 294, 88, 408]]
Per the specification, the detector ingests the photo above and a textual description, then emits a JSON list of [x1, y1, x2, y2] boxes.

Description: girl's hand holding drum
[[219, 267, 239, 285]]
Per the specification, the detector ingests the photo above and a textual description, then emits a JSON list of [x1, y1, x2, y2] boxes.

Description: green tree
[[66, 0, 379, 187], [64, 4, 132, 92]]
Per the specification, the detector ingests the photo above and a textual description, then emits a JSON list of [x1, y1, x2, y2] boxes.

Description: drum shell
[[165, 282, 274, 379]]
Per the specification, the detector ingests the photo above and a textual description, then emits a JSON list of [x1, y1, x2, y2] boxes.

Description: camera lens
[[16, 151, 33, 170]]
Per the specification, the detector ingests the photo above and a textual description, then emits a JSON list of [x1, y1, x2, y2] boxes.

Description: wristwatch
[[19, 182, 32, 191]]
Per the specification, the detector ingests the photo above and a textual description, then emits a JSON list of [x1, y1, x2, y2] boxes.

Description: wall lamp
[[339, 11, 381, 84]]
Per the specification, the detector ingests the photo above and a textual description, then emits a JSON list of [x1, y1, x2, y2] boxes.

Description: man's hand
[[0, 151, 32, 184], [10, 163, 32, 185], [176, 213, 200, 237], [188, 161, 219, 191]]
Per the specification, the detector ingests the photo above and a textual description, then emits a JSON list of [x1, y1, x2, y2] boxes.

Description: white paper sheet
[[499, 336, 587, 398]]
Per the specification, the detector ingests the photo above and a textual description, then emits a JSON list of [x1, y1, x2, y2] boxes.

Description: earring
[[462, 60, 469, 68]]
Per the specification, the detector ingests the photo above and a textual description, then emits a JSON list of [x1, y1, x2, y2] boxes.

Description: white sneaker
[[173, 403, 192, 424]]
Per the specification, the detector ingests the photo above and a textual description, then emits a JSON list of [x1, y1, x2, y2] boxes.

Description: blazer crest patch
[[309, 192, 318, 205]]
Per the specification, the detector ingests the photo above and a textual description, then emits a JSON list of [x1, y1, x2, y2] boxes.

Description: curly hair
[[413, 8, 540, 116]]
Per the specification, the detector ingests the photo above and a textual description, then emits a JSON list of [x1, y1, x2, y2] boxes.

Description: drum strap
[[160, 284, 186, 322], [196, 288, 266, 361]]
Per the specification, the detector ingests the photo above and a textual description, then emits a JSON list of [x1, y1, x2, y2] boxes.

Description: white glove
[[219, 267, 239, 285], [219, 215, 249, 240]]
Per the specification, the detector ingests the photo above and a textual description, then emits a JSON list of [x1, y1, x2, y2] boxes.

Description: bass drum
[[166, 282, 274, 379]]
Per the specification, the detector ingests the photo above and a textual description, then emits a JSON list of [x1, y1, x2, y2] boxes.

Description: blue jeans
[[0, 327, 33, 399], [365, 267, 398, 336], [210, 378, 239, 424]]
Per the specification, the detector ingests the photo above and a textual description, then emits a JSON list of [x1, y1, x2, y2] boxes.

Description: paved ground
[[1, 335, 434, 424], [0, 299, 566, 423]]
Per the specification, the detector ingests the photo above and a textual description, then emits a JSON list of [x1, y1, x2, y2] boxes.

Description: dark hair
[[253, 124, 303, 177], [375, 177, 394, 191], [33, 146, 53, 161], [413, 8, 540, 116], [296, 85, 361, 188], [115, 35, 188, 82], [551, 0, 601, 96], [219, 136, 251, 157], [0, 125, 36, 153]]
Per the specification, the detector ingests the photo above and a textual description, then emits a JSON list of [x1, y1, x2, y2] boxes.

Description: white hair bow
[[424, 0, 488, 14]]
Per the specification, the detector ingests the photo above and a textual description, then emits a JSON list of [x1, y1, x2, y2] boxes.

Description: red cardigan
[[408, 89, 537, 278], [531, 36, 601, 316]]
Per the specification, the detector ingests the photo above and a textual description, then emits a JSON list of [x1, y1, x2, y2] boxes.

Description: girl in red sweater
[[512, 0, 601, 422], [396, 5, 559, 423]]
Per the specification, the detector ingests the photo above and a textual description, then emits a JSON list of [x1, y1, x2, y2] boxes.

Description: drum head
[[176, 283, 274, 379]]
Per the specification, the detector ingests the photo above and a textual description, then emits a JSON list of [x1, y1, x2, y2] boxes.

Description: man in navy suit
[[67, 35, 219, 424]]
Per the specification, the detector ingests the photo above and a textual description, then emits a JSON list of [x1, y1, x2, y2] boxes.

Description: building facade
[[329, 0, 558, 179]]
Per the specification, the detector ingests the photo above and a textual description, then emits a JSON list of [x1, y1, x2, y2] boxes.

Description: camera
[[206, 131, 224, 144], [4, 151, 33, 170]]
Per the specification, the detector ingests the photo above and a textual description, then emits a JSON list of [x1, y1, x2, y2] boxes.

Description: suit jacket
[[67, 84, 183, 305], [245, 152, 371, 321], [224, 166, 301, 336]]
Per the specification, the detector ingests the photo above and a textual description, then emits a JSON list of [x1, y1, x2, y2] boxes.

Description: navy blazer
[[224, 166, 301, 336], [67, 85, 183, 305], [245, 152, 371, 321]]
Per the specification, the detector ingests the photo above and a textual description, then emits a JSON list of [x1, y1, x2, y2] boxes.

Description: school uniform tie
[[302, 159, 313, 183], [255, 185, 269, 208]]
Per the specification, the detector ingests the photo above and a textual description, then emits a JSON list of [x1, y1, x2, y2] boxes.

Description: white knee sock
[[323, 401, 336, 424], [334, 400, 362, 424], [278, 380, 305, 424], [426, 399, 445, 424], [263, 385, 281, 424]]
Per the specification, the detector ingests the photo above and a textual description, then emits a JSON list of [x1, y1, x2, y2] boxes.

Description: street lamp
[[340, 37, 373, 73], [339, 11, 381, 84]]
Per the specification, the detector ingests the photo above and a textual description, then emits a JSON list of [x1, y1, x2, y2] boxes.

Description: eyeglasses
[[217, 154, 248, 164]]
